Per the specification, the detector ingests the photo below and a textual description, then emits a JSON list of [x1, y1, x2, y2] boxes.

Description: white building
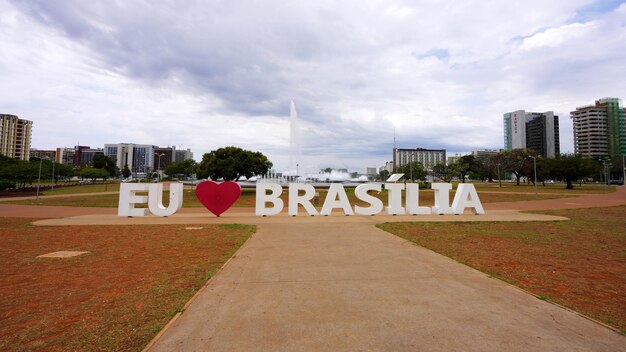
[[379, 161, 393, 174], [393, 147, 446, 170], [104, 143, 156, 173], [365, 167, 377, 175], [175, 148, 194, 162]]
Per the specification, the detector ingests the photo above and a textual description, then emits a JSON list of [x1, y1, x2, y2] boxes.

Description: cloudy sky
[[1, 0, 624, 173]]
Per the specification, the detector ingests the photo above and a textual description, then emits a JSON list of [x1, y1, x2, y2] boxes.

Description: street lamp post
[[36, 158, 43, 201], [155, 153, 165, 181], [51, 160, 55, 192], [622, 154, 625, 185], [600, 159, 610, 193], [496, 163, 501, 188], [296, 163, 299, 183]]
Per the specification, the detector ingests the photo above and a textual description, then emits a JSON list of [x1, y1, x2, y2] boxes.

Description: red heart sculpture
[[195, 181, 241, 217]]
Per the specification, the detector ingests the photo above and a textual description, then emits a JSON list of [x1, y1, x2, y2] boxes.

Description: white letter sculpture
[[288, 183, 318, 216], [354, 183, 384, 216], [148, 183, 183, 217], [256, 183, 284, 216], [451, 184, 485, 214], [118, 183, 150, 217], [406, 183, 432, 215], [321, 183, 354, 216], [431, 183, 454, 214], [385, 183, 405, 215]]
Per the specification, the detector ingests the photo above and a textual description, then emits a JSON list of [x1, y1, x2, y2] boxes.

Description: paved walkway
[[148, 220, 625, 351]]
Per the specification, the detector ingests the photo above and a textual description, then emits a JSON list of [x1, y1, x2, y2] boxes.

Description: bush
[[0, 180, 16, 190]]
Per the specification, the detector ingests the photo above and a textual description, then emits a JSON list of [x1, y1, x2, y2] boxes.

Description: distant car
[[609, 180, 624, 185]]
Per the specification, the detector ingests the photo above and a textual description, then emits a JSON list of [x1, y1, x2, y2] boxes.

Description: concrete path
[[148, 220, 625, 351]]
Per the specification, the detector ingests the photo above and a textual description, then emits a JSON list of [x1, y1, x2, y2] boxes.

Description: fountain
[[289, 100, 301, 177]]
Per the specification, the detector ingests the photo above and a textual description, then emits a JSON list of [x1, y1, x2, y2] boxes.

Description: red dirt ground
[[0, 218, 254, 351], [378, 205, 626, 331]]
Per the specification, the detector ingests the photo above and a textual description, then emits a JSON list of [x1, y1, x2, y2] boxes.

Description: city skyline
[[1, 1, 625, 172]]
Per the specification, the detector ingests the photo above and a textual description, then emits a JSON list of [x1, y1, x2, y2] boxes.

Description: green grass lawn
[[472, 182, 615, 194], [377, 205, 626, 332], [42, 182, 120, 195], [6, 188, 573, 208]]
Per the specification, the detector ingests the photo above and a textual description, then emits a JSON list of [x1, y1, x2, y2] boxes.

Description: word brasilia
[[256, 183, 484, 216]]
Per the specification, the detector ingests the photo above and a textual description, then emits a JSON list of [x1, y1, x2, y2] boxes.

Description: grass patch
[[0, 218, 255, 351], [472, 182, 615, 194], [42, 183, 120, 195], [377, 205, 626, 331]]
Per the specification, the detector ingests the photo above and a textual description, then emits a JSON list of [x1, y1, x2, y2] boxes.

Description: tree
[[397, 162, 427, 182], [455, 155, 479, 183], [379, 169, 390, 181], [92, 153, 118, 176], [164, 159, 197, 178], [500, 149, 535, 185], [431, 162, 456, 182], [0, 160, 40, 188], [122, 164, 132, 179], [544, 155, 601, 189], [54, 163, 75, 183], [80, 167, 110, 182], [197, 146, 272, 181]]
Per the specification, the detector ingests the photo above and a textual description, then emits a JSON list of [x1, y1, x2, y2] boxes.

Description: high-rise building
[[105, 143, 156, 173], [0, 114, 32, 160], [393, 147, 446, 170], [503, 110, 560, 158], [525, 112, 560, 158], [571, 98, 626, 158]]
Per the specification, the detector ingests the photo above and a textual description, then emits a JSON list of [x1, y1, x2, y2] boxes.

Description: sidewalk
[[148, 221, 625, 351]]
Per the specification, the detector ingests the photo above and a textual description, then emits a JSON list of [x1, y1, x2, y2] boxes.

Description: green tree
[[80, 167, 110, 182], [397, 162, 427, 182], [92, 153, 118, 176], [455, 155, 480, 183], [431, 162, 456, 182], [500, 149, 535, 185], [0, 160, 40, 188], [544, 155, 601, 189], [122, 164, 132, 179], [164, 159, 197, 178], [197, 146, 272, 181], [54, 163, 75, 183], [379, 169, 390, 181]]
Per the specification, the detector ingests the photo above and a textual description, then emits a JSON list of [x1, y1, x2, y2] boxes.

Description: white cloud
[[1, 0, 624, 173], [516, 22, 596, 52]]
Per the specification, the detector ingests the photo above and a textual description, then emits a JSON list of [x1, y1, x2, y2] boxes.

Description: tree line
[[389, 149, 610, 189], [0, 153, 120, 190]]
